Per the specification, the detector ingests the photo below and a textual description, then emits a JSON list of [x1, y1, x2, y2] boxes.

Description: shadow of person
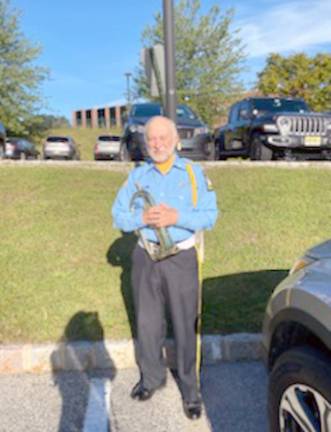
[[201, 269, 289, 334], [106, 232, 137, 338], [50, 311, 116, 432]]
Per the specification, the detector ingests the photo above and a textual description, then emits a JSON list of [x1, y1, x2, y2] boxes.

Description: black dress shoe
[[130, 380, 166, 401], [183, 400, 202, 420]]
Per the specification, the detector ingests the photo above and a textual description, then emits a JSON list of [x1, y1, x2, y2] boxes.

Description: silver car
[[94, 135, 121, 160], [263, 239, 331, 431], [43, 136, 80, 160]]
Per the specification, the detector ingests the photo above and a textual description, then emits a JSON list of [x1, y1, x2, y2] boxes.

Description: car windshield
[[47, 137, 69, 142], [98, 136, 120, 141], [131, 105, 162, 117], [176, 105, 197, 119], [252, 99, 309, 114]]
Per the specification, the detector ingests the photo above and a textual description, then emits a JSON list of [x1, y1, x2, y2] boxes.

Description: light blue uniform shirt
[[112, 155, 218, 243]]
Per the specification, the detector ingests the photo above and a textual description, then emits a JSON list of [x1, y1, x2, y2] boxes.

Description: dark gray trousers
[[131, 244, 200, 402]]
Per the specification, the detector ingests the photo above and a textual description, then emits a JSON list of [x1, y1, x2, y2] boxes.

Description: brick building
[[72, 100, 127, 129]]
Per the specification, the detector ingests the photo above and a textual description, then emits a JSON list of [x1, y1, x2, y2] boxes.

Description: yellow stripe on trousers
[[185, 163, 202, 389]]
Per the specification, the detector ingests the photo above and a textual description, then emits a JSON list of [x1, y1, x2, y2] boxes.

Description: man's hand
[[143, 203, 178, 228]]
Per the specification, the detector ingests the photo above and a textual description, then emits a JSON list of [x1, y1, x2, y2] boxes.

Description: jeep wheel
[[249, 134, 273, 161], [269, 346, 331, 432]]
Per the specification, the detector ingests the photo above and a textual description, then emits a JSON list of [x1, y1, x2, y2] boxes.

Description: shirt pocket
[[164, 183, 192, 208]]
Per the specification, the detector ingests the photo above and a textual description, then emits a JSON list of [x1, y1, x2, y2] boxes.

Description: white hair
[[144, 116, 179, 144]]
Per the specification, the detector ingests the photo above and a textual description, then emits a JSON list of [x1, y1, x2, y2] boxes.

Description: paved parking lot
[[0, 361, 268, 432]]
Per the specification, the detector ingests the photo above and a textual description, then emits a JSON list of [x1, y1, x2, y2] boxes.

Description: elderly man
[[112, 116, 218, 420]]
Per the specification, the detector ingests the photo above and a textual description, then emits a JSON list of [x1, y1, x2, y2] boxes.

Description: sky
[[10, 0, 331, 120]]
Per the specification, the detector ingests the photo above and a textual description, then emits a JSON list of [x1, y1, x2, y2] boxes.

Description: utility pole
[[163, 0, 176, 122], [125, 72, 132, 112]]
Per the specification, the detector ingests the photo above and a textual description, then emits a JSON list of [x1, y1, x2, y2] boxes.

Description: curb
[[2, 160, 331, 171], [0, 333, 263, 375]]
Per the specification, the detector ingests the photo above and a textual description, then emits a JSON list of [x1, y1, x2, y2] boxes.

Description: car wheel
[[119, 143, 131, 162], [269, 346, 331, 432], [249, 134, 273, 161], [216, 134, 227, 160]]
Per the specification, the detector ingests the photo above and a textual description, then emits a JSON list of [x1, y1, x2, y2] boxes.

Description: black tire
[[216, 134, 227, 160], [249, 133, 273, 161], [119, 143, 131, 162], [269, 346, 331, 432]]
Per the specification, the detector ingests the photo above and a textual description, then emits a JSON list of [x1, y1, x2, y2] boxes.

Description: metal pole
[[163, 0, 176, 122], [125, 72, 132, 111]]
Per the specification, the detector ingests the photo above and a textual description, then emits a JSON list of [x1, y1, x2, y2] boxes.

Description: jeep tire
[[269, 346, 331, 432], [249, 133, 273, 161]]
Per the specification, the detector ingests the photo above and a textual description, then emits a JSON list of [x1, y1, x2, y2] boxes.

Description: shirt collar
[[145, 153, 186, 173]]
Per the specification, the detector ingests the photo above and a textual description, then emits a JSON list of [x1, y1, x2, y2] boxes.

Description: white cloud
[[237, 0, 331, 57]]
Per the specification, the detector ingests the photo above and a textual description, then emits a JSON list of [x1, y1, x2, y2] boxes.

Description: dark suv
[[0, 122, 6, 158], [215, 97, 331, 160], [121, 102, 214, 161]]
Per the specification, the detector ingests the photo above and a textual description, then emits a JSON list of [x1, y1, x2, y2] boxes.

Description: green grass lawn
[[1, 164, 331, 343]]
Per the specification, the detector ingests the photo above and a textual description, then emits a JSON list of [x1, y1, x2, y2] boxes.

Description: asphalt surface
[[0, 361, 268, 432]]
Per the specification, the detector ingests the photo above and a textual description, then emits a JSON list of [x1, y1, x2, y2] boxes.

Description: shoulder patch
[[204, 173, 214, 191]]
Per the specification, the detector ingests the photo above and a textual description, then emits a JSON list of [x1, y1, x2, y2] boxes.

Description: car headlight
[[277, 117, 291, 135], [129, 125, 137, 133], [289, 256, 315, 275], [262, 124, 278, 133], [129, 124, 145, 134], [194, 126, 209, 136]]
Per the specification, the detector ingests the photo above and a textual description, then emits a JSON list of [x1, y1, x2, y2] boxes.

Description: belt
[[138, 234, 196, 251]]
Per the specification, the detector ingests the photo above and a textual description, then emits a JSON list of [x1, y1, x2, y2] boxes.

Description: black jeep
[[215, 97, 331, 160]]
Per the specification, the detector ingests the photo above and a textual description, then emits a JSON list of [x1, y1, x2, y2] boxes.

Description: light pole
[[125, 72, 132, 112], [163, 0, 176, 122]]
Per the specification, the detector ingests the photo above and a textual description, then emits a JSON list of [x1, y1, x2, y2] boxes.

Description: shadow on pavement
[[50, 311, 116, 432]]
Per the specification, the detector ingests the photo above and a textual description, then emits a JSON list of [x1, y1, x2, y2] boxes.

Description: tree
[[134, 0, 246, 125], [27, 114, 70, 140], [257, 53, 331, 112], [0, 0, 48, 135]]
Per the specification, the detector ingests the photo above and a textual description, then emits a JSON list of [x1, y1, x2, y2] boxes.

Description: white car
[[94, 135, 121, 161], [43, 136, 80, 160]]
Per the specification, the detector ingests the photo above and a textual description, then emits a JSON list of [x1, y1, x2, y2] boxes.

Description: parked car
[[121, 102, 215, 161], [262, 239, 331, 431], [5, 137, 39, 160], [0, 122, 6, 158], [94, 135, 121, 160], [215, 97, 331, 160], [43, 136, 80, 160]]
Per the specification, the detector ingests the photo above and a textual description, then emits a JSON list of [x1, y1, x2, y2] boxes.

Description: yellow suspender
[[185, 163, 203, 388], [185, 163, 198, 207]]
